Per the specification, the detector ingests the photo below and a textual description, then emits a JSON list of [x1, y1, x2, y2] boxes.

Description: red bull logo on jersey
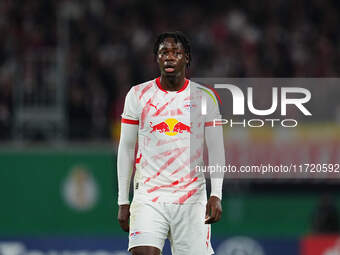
[[150, 118, 191, 136]]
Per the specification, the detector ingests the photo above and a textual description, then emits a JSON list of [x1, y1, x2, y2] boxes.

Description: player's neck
[[160, 74, 186, 91]]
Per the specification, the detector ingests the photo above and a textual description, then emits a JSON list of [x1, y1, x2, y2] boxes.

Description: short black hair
[[153, 31, 191, 67]]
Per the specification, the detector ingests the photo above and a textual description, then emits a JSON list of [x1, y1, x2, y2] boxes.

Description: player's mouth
[[164, 65, 176, 73]]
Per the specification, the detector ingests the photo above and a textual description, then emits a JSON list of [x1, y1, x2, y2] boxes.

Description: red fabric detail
[[147, 180, 180, 193], [205, 84, 222, 105], [176, 188, 198, 204], [152, 96, 176, 116], [207, 225, 210, 240], [156, 137, 185, 146], [177, 79, 189, 93], [155, 77, 189, 93], [206, 219, 210, 247], [144, 147, 188, 184], [139, 82, 153, 100], [205, 121, 223, 127], [121, 118, 139, 125], [141, 98, 152, 129], [130, 231, 141, 237], [155, 77, 168, 93], [171, 148, 202, 176], [150, 103, 158, 110], [136, 154, 142, 164], [172, 177, 198, 193], [152, 196, 160, 202]]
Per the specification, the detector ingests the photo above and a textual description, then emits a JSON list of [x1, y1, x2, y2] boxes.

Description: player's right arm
[[117, 88, 139, 232], [203, 86, 225, 224]]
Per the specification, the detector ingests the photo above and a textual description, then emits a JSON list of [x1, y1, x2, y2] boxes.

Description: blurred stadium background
[[1, 0, 340, 254]]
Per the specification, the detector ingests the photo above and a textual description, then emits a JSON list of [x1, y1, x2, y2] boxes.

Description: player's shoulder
[[189, 80, 220, 106], [189, 80, 216, 95], [130, 79, 156, 94]]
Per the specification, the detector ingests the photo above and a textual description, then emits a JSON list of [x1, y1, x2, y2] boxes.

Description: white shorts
[[128, 200, 214, 255]]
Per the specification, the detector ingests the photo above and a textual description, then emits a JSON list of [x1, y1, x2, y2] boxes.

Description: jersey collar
[[155, 77, 189, 93]]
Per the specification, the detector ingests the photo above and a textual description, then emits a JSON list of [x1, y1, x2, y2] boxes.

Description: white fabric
[[205, 124, 225, 200], [117, 123, 138, 205], [118, 78, 224, 204], [128, 200, 214, 255]]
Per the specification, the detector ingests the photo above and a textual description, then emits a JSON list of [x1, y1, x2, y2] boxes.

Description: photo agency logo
[[200, 83, 312, 128]]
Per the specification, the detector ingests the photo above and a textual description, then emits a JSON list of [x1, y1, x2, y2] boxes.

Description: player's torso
[[132, 78, 207, 204]]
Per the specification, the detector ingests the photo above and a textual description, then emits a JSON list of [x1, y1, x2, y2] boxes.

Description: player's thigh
[[130, 246, 160, 255], [169, 203, 214, 255], [129, 201, 169, 252]]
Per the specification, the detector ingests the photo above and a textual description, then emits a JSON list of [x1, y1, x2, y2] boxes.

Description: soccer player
[[117, 31, 225, 255]]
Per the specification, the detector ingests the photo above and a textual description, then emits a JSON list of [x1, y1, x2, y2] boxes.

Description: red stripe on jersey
[[207, 225, 210, 240], [134, 86, 140, 93], [205, 84, 222, 105], [155, 77, 189, 93], [155, 77, 168, 93], [147, 180, 179, 193], [139, 82, 153, 100], [141, 98, 152, 129], [170, 148, 202, 176], [170, 159, 190, 176], [172, 168, 197, 194], [156, 137, 185, 146], [205, 121, 223, 127], [176, 188, 198, 204], [121, 118, 139, 125], [144, 147, 188, 184], [136, 153, 142, 163], [177, 79, 189, 93], [172, 177, 198, 193], [206, 225, 210, 247], [152, 96, 176, 116], [152, 196, 160, 202], [184, 168, 197, 179]]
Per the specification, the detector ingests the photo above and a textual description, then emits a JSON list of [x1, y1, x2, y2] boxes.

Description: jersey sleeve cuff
[[210, 192, 222, 200], [205, 121, 223, 127], [118, 200, 130, 205], [121, 118, 139, 125]]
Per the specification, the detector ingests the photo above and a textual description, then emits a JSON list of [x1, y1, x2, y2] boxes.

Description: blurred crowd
[[0, 0, 340, 141]]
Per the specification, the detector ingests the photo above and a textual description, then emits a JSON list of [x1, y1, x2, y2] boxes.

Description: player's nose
[[165, 52, 176, 61]]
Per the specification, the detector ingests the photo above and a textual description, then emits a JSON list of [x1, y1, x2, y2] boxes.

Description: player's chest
[[138, 93, 197, 134]]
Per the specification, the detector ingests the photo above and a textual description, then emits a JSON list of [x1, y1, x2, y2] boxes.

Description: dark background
[[0, 1, 340, 254]]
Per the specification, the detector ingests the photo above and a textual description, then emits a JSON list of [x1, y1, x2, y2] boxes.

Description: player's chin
[[162, 71, 178, 77], [164, 72, 177, 78]]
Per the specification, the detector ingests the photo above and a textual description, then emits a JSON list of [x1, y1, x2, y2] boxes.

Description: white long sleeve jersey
[[118, 77, 225, 205]]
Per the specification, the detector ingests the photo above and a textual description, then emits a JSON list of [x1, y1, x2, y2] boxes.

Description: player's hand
[[205, 196, 222, 224], [118, 204, 130, 232]]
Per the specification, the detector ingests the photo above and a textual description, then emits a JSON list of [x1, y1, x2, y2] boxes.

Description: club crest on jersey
[[183, 102, 196, 111], [150, 118, 191, 136]]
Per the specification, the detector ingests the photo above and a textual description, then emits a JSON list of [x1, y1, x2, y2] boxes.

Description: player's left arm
[[204, 88, 225, 224]]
